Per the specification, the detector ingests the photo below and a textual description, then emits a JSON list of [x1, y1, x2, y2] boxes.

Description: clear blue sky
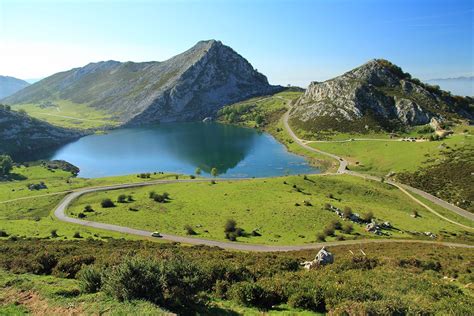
[[0, 0, 472, 86]]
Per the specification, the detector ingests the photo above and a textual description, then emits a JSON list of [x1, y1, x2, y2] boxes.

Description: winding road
[[282, 110, 474, 224], [53, 179, 474, 251], [47, 104, 474, 251]]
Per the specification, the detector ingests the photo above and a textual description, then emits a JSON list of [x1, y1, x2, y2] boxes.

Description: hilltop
[[0, 76, 30, 99], [3, 40, 281, 125], [290, 59, 474, 133]]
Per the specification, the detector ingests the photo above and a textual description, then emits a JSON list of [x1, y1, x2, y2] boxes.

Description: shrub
[[149, 191, 156, 199], [184, 225, 197, 235], [316, 232, 326, 242], [127, 195, 134, 202], [330, 219, 342, 230], [73, 232, 82, 238], [323, 225, 335, 237], [34, 253, 58, 275], [101, 199, 115, 208], [195, 167, 201, 175], [103, 255, 206, 308], [0, 230, 9, 237], [78, 213, 86, 219], [229, 281, 280, 310], [190, 175, 196, 179], [361, 211, 374, 222], [288, 288, 326, 312], [343, 206, 353, 219], [225, 219, 237, 233], [211, 167, 218, 177], [84, 205, 94, 212], [78, 265, 103, 293], [342, 223, 353, 234], [117, 194, 127, 203], [53, 255, 95, 278]]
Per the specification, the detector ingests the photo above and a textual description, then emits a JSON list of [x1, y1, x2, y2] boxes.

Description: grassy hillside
[[1, 240, 473, 315], [310, 133, 473, 176], [0, 164, 180, 240], [67, 174, 473, 245], [13, 100, 120, 130]]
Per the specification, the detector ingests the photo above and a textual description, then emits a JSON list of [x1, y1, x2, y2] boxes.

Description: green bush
[[78, 265, 103, 293], [103, 255, 206, 309], [229, 281, 281, 310], [101, 198, 115, 208], [288, 287, 326, 312], [34, 253, 58, 275], [53, 255, 95, 278]]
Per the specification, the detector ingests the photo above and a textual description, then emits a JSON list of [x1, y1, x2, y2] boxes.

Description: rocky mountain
[[0, 105, 84, 157], [3, 40, 281, 125], [0, 76, 30, 99], [290, 59, 474, 132]]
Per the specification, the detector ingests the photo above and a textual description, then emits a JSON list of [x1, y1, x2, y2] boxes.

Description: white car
[[151, 232, 162, 238]]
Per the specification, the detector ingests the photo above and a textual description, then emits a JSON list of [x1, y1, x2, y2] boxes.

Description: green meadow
[[311, 133, 473, 176], [13, 100, 121, 129], [67, 174, 472, 245], [0, 165, 180, 240]]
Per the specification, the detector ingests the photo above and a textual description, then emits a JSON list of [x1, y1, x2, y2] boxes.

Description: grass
[[13, 100, 121, 130], [0, 164, 183, 240], [310, 133, 473, 176], [67, 174, 472, 245]]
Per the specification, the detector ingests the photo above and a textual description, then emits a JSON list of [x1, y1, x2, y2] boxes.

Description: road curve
[[282, 110, 474, 223], [53, 180, 473, 251]]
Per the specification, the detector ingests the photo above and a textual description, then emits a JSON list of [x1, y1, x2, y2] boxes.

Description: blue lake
[[47, 122, 318, 178]]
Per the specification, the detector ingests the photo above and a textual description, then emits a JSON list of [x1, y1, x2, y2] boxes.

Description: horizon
[[0, 0, 473, 87]]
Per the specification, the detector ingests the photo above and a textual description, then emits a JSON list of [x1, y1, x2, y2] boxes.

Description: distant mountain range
[[3, 40, 281, 125], [290, 59, 473, 132], [426, 76, 473, 97], [0, 76, 30, 99]]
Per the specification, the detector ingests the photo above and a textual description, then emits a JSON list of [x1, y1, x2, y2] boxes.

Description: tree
[[361, 211, 374, 222], [101, 198, 115, 208], [117, 194, 128, 203], [0, 155, 13, 177], [255, 115, 264, 125], [224, 219, 237, 233], [195, 167, 201, 175], [211, 167, 218, 177], [343, 206, 353, 219], [342, 223, 353, 234]]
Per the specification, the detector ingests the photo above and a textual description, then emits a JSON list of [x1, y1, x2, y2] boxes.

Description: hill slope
[[3, 40, 281, 125], [290, 59, 474, 132], [0, 105, 83, 157], [0, 76, 30, 99]]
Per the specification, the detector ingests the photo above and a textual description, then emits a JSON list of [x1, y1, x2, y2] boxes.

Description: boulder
[[301, 247, 334, 270]]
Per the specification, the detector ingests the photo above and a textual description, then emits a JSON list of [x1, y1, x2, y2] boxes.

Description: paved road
[[282, 110, 474, 224], [53, 180, 474, 251]]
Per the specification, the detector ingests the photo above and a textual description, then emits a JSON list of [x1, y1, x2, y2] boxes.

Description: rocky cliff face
[[0, 106, 84, 157], [291, 59, 473, 132], [3, 40, 281, 125]]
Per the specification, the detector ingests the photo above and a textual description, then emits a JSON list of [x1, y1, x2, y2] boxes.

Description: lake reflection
[[43, 122, 318, 178]]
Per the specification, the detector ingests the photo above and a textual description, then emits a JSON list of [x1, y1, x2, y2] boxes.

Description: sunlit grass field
[[13, 100, 121, 129], [67, 174, 472, 245]]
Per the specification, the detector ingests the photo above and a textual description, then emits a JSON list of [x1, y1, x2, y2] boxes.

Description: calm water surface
[[45, 122, 318, 178]]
